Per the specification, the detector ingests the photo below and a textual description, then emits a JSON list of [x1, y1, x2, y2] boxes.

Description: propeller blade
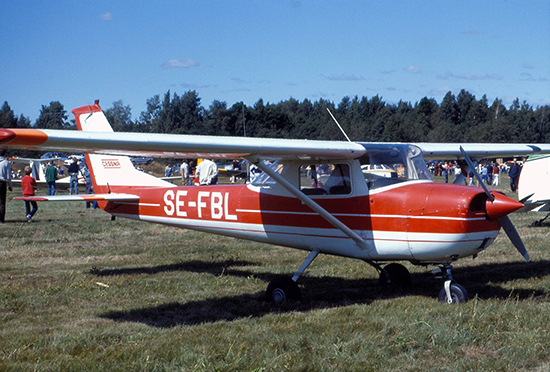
[[459, 146, 494, 201], [500, 215, 530, 261]]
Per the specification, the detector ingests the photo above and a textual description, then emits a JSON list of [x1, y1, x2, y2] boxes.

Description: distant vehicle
[[40, 152, 68, 161], [130, 157, 154, 165]]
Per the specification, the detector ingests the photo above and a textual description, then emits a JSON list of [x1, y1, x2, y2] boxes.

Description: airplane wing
[[414, 143, 550, 160], [0, 128, 365, 162], [1, 101, 549, 162], [4, 128, 550, 162], [14, 193, 140, 202]]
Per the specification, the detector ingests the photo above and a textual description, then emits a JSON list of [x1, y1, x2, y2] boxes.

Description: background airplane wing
[[14, 193, 140, 202], [415, 143, 550, 160]]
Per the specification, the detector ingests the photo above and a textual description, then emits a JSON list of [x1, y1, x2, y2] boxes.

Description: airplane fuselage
[[98, 180, 502, 264]]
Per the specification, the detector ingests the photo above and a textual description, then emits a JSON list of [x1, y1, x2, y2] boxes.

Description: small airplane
[[1, 100, 550, 304]]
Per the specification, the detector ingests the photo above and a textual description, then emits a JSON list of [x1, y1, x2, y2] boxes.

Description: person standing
[[45, 161, 57, 195], [195, 159, 219, 185], [67, 157, 80, 195], [82, 167, 96, 209], [180, 160, 191, 186], [165, 163, 172, 178], [0, 148, 13, 223], [509, 158, 521, 192], [21, 166, 38, 222], [492, 163, 500, 186]]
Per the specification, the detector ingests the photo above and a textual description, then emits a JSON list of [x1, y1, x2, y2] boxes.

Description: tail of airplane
[[72, 101, 172, 194], [518, 155, 550, 212]]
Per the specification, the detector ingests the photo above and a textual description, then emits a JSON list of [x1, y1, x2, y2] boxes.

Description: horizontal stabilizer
[[15, 193, 140, 202]]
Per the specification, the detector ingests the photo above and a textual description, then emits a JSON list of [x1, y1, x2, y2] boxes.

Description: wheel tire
[[266, 277, 301, 304], [438, 283, 469, 304], [379, 263, 412, 287]]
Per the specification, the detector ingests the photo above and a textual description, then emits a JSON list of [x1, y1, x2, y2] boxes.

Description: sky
[[1, 1, 549, 123]]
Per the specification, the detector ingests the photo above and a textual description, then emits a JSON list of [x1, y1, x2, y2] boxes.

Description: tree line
[[2, 89, 550, 147]]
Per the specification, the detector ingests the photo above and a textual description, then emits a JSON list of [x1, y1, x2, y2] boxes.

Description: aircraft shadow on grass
[[97, 259, 550, 327]]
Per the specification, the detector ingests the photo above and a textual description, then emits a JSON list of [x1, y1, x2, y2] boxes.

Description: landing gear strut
[[434, 263, 469, 304]]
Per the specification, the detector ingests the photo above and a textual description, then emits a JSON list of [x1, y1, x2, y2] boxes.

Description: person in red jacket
[[21, 166, 38, 222]]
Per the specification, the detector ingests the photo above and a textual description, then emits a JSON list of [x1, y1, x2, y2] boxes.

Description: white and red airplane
[[1, 100, 550, 304]]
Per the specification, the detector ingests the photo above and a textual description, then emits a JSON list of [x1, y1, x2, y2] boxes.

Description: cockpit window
[[300, 163, 351, 195], [359, 144, 432, 189]]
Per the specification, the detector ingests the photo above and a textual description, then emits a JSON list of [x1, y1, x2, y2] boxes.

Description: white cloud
[[405, 66, 422, 73], [180, 83, 216, 89], [321, 74, 366, 81], [161, 59, 199, 69], [99, 13, 113, 21], [428, 86, 455, 97], [437, 71, 502, 81]]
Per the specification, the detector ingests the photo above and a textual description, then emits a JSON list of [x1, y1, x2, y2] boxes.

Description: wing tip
[[0, 129, 16, 144]]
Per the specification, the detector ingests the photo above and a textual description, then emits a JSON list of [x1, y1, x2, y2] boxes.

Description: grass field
[[1, 175, 550, 371]]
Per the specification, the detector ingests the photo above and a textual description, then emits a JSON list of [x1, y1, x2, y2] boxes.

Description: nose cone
[[486, 192, 524, 220], [0, 129, 16, 144]]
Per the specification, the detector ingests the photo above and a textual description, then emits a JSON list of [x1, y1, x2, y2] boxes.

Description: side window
[[299, 163, 351, 196]]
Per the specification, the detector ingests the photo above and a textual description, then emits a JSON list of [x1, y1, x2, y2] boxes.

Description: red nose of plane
[[486, 192, 524, 220], [0, 129, 16, 144]]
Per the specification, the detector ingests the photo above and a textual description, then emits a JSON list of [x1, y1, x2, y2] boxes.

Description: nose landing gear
[[433, 263, 469, 304]]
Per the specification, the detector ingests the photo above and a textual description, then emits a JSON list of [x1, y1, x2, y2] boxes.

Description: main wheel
[[438, 283, 469, 304], [378, 263, 412, 287], [266, 277, 301, 304]]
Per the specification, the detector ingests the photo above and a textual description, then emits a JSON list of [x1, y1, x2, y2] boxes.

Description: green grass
[[1, 177, 550, 371]]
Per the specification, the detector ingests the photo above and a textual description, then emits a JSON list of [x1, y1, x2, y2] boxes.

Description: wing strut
[[253, 160, 372, 253]]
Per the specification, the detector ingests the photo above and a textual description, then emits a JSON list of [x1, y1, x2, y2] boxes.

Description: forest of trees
[[2, 89, 550, 146]]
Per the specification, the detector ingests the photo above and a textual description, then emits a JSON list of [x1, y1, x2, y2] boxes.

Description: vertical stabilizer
[[72, 101, 172, 191]]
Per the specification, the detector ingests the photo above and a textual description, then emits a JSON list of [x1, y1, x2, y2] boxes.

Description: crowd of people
[[429, 157, 525, 191], [0, 151, 96, 223], [165, 159, 221, 186]]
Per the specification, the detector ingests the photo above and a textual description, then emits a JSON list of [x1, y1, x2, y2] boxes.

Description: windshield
[[250, 161, 283, 185], [358, 144, 432, 189]]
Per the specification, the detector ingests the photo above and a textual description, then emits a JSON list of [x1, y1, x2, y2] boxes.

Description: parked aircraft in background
[[2, 101, 550, 304], [9, 156, 86, 186], [516, 154, 550, 225]]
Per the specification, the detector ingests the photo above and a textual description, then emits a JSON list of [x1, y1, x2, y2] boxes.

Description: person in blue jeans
[[67, 157, 80, 195], [45, 161, 57, 195]]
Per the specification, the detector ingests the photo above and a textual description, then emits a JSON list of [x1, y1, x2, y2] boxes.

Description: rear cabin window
[[300, 163, 351, 195]]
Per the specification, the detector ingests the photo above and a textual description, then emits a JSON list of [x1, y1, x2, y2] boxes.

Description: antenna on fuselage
[[326, 108, 351, 142]]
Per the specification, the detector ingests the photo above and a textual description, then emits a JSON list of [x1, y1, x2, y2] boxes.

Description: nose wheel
[[434, 264, 469, 304], [438, 282, 469, 304]]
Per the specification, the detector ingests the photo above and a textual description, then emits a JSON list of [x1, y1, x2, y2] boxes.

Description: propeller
[[459, 146, 529, 261]]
